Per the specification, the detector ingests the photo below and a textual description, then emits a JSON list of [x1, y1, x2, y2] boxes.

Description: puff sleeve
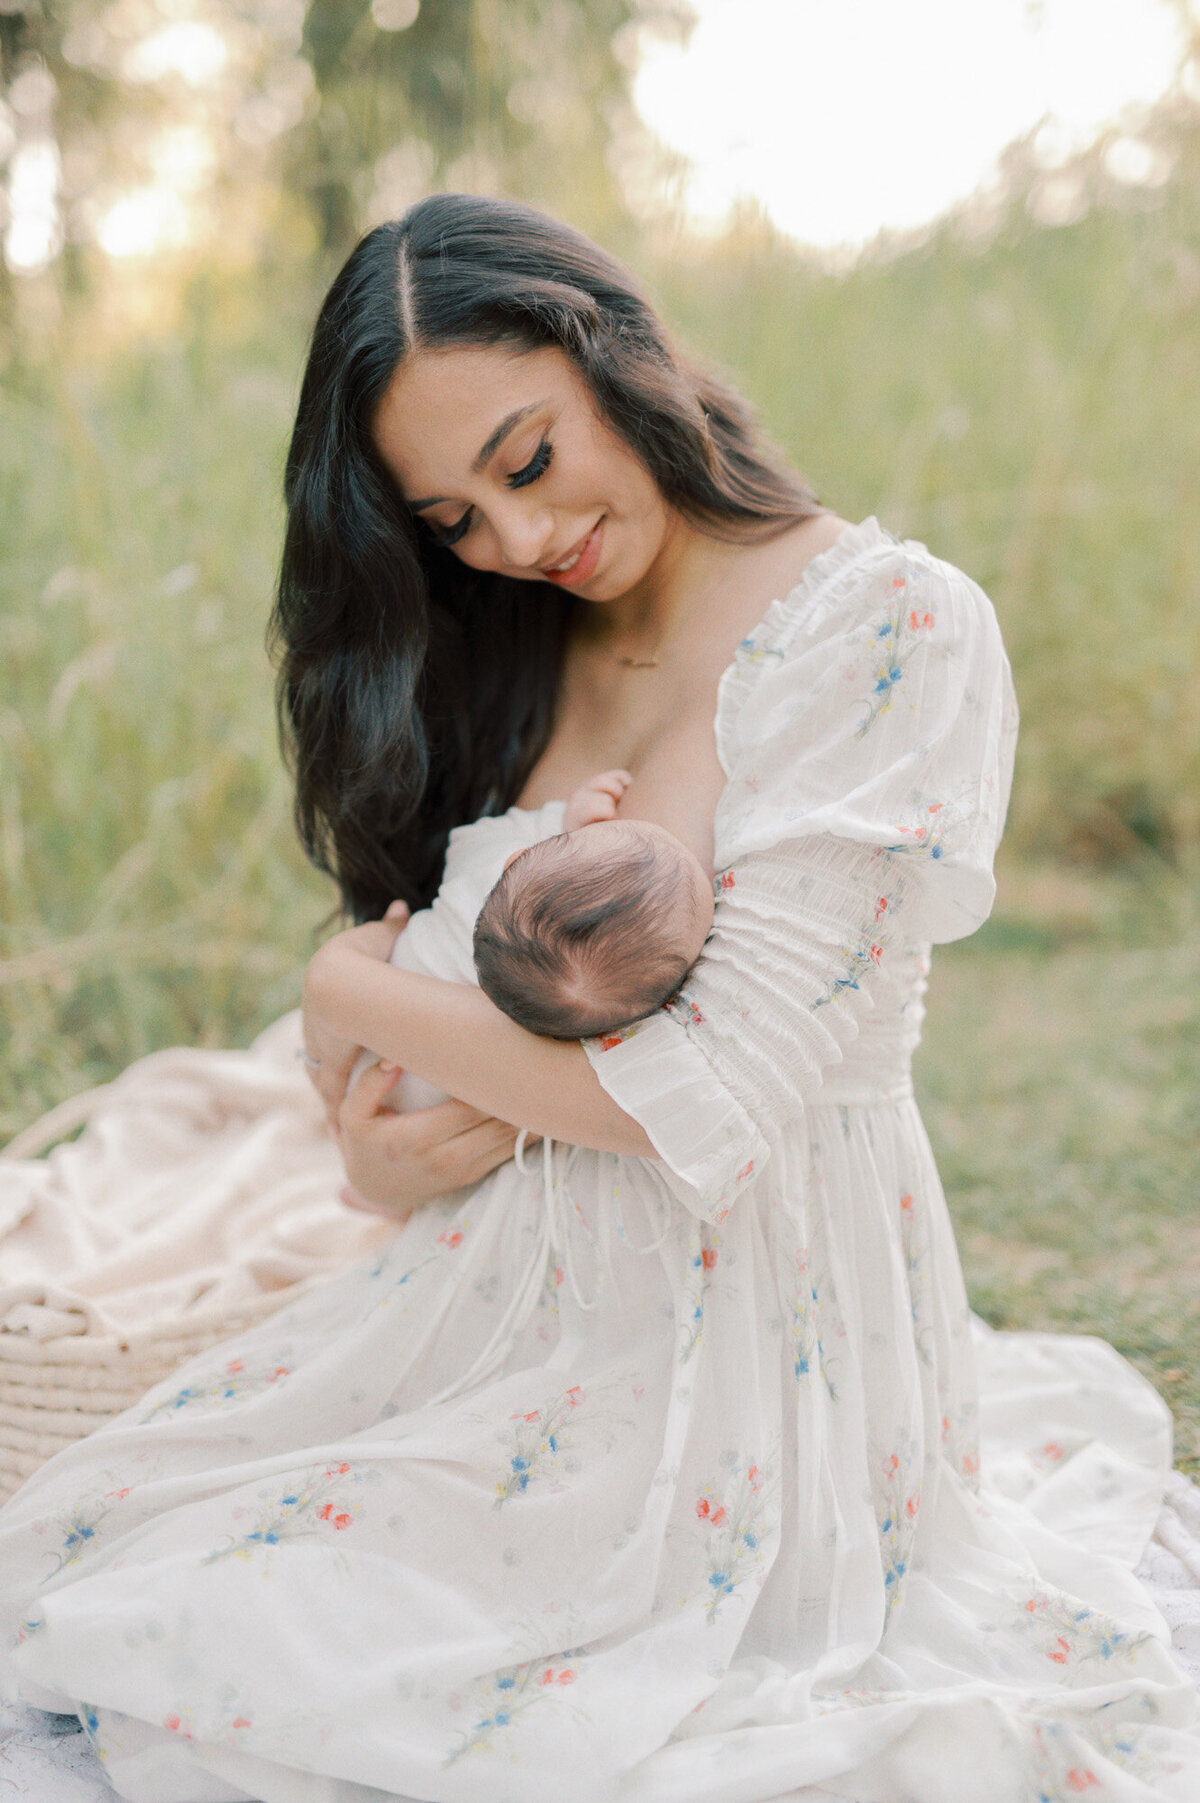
[[583, 522, 1018, 1223]]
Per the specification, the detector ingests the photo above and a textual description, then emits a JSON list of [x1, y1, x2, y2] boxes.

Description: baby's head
[[473, 820, 714, 1040]]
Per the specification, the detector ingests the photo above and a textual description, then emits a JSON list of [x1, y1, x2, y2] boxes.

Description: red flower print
[[696, 1498, 711, 1518], [941, 1416, 950, 1438], [105, 1486, 132, 1500], [438, 1229, 464, 1249], [905, 1496, 919, 1519], [701, 1247, 718, 1271], [710, 1506, 726, 1526], [869, 944, 883, 965], [226, 1359, 244, 1375], [1066, 1773, 1099, 1792], [273, 1366, 290, 1379], [554, 1264, 564, 1286], [1042, 1442, 1064, 1461], [598, 1034, 622, 1051], [164, 1714, 180, 1732], [565, 1386, 583, 1406], [884, 1453, 899, 1475], [736, 1160, 755, 1183], [900, 1193, 913, 1214], [928, 801, 943, 814], [908, 609, 934, 630], [323, 1462, 350, 1478], [232, 1717, 251, 1730], [558, 1670, 576, 1685], [1048, 1637, 1070, 1664], [874, 896, 888, 921], [718, 870, 736, 892], [891, 576, 906, 589], [748, 1465, 761, 1490]]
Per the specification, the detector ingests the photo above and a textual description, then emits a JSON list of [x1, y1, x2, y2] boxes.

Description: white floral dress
[[1, 518, 1197, 1803]]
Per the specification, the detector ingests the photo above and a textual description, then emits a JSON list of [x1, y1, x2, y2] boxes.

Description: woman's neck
[[582, 514, 746, 662]]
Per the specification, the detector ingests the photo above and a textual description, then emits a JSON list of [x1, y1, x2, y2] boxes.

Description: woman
[[1, 196, 1195, 1803]]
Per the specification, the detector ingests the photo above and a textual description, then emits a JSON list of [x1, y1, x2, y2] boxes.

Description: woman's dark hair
[[270, 193, 823, 921]]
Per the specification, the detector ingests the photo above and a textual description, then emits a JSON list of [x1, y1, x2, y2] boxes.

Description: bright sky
[[634, 0, 1189, 248]]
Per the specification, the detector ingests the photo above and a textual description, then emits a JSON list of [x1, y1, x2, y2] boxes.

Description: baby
[[347, 770, 714, 1116], [474, 769, 715, 1039]]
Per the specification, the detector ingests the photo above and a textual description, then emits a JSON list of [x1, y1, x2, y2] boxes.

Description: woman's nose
[[491, 500, 553, 572]]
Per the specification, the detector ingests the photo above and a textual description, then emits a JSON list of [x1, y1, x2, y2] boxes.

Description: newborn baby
[[474, 769, 715, 1039], [347, 770, 714, 1116]]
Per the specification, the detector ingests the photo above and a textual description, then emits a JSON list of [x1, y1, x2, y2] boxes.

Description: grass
[[916, 857, 1200, 1475]]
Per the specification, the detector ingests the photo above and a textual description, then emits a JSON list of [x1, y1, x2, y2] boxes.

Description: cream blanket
[[0, 1012, 392, 1497]]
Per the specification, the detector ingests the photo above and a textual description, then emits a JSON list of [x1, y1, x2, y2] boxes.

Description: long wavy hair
[[271, 194, 823, 921]]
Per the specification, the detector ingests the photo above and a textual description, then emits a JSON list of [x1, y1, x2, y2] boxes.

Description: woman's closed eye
[[506, 437, 553, 490], [426, 438, 554, 548]]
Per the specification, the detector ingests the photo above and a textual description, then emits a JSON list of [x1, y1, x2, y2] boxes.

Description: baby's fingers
[[591, 769, 633, 801]]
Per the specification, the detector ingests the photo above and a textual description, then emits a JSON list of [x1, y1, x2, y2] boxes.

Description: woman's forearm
[[304, 939, 656, 1157]]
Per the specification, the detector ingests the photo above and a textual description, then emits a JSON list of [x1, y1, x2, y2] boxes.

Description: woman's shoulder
[[718, 517, 1008, 746], [713, 516, 1017, 874], [771, 516, 1001, 656]]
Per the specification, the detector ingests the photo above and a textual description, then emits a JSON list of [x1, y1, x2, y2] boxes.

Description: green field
[[2, 130, 1197, 1465]]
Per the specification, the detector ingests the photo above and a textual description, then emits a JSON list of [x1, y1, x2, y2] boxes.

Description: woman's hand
[[336, 1061, 528, 1222], [301, 902, 409, 1128]]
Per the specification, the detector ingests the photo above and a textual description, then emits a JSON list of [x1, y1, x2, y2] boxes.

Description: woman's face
[[372, 342, 678, 603]]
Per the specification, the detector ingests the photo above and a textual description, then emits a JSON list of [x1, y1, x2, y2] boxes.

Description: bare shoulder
[[774, 512, 857, 584]]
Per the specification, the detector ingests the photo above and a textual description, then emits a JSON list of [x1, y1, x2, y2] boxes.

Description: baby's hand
[[563, 768, 633, 831]]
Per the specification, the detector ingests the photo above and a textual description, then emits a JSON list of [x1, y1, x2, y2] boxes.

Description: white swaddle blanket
[[346, 798, 567, 1109]]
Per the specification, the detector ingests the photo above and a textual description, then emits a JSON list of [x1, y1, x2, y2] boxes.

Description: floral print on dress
[[692, 1453, 777, 1622], [365, 1215, 474, 1288], [787, 1246, 837, 1398], [35, 1476, 138, 1581], [492, 1385, 593, 1505], [853, 567, 938, 739], [1010, 1587, 1155, 1677], [678, 1229, 721, 1364], [813, 869, 908, 1010], [203, 1460, 376, 1563], [141, 1349, 294, 1423], [874, 1442, 922, 1611], [445, 1653, 586, 1764], [1027, 1718, 1186, 1802]]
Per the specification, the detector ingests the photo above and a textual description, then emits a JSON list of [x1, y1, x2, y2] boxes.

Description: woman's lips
[[540, 520, 604, 586]]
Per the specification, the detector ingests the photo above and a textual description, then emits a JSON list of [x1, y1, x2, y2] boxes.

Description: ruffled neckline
[[713, 514, 891, 778]]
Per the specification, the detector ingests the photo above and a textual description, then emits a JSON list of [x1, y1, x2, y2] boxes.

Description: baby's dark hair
[[473, 827, 703, 1040]]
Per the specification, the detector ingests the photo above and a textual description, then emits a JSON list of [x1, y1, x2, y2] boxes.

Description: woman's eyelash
[[428, 438, 553, 547], [431, 512, 472, 548], [507, 438, 553, 489]]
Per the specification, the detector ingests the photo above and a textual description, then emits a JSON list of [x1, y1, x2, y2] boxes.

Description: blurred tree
[[0, 0, 693, 303], [292, 0, 689, 255]]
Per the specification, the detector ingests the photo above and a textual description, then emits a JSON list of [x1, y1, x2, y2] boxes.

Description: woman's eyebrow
[[407, 403, 544, 512]]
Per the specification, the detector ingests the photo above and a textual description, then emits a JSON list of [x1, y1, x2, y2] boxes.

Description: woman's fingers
[[335, 1091, 531, 1212], [337, 1060, 403, 1129]]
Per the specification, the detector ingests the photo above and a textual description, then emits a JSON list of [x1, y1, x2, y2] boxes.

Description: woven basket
[[0, 1074, 346, 1502]]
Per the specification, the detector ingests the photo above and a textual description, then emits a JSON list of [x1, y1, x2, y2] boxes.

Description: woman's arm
[[303, 931, 657, 1157]]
